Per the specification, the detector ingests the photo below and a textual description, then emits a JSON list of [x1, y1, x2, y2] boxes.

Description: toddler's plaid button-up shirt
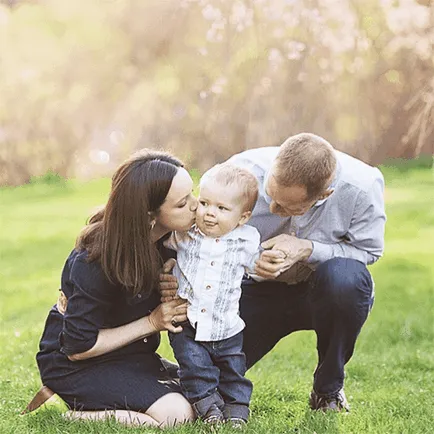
[[165, 224, 260, 341]]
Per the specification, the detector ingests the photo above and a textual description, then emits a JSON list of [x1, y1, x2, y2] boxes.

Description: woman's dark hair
[[76, 149, 184, 296]]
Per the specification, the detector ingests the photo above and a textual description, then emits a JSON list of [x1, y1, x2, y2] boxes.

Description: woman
[[33, 149, 197, 427]]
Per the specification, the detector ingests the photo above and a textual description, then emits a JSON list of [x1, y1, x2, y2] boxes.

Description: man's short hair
[[274, 133, 337, 198], [201, 163, 259, 212]]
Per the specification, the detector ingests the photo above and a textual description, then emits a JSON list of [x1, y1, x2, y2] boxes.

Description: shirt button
[[143, 338, 147, 343], [201, 308, 206, 313], [210, 261, 215, 266], [137, 293, 142, 299], [206, 285, 211, 290], [215, 239, 220, 243]]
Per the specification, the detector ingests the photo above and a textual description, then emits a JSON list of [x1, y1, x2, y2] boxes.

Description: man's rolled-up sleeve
[[308, 174, 386, 266], [60, 259, 113, 356]]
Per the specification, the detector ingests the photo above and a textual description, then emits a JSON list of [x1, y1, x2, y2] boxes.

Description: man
[[161, 132, 386, 412], [226, 132, 386, 411]]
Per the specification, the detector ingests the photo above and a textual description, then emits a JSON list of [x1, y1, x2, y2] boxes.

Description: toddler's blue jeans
[[169, 325, 252, 421]]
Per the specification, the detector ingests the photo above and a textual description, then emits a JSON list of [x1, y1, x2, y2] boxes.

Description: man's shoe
[[309, 388, 350, 412]]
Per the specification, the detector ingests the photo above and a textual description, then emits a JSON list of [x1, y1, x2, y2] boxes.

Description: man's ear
[[318, 189, 334, 201], [238, 210, 252, 226]]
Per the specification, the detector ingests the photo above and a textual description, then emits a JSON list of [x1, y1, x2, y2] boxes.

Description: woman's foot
[[21, 386, 68, 415]]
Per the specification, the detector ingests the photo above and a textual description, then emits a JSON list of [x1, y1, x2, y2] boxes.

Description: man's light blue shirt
[[227, 147, 386, 272]]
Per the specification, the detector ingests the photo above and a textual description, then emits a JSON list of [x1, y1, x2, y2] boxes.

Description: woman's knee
[[146, 392, 195, 427], [65, 409, 160, 427]]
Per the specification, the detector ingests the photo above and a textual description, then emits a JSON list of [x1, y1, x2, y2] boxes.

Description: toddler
[[165, 164, 262, 426]]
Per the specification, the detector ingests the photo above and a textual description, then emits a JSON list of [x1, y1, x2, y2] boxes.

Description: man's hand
[[255, 234, 313, 279], [159, 258, 179, 302]]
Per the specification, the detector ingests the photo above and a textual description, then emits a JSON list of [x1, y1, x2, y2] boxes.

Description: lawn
[[0, 165, 433, 434]]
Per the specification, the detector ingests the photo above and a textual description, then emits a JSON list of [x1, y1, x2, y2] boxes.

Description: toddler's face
[[196, 179, 249, 238]]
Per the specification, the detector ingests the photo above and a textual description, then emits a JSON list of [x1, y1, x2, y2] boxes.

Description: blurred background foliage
[[0, 0, 433, 186]]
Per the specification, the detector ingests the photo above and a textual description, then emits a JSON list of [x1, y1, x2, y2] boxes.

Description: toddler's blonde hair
[[200, 163, 259, 212]]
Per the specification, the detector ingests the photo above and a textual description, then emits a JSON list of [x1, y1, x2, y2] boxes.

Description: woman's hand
[[67, 291, 188, 361], [159, 258, 179, 302], [148, 298, 188, 334], [67, 300, 188, 362], [57, 291, 68, 315]]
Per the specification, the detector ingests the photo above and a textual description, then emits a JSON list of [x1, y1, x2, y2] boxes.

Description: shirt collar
[[192, 224, 251, 241], [312, 157, 341, 207], [262, 169, 273, 205], [192, 224, 206, 237]]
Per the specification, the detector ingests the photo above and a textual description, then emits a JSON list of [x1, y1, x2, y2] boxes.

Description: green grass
[[1, 166, 433, 434]]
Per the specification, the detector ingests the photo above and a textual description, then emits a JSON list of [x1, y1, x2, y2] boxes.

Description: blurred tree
[[0, 0, 432, 185]]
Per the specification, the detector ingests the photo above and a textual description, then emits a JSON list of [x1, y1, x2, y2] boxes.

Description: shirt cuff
[[306, 241, 332, 265], [59, 331, 98, 356]]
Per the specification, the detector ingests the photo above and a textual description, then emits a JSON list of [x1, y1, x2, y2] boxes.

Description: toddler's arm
[[246, 248, 286, 281]]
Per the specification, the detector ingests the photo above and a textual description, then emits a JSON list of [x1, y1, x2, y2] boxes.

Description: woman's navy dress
[[37, 248, 179, 412]]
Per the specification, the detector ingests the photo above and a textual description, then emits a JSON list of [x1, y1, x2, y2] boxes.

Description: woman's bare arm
[[68, 298, 187, 361]]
